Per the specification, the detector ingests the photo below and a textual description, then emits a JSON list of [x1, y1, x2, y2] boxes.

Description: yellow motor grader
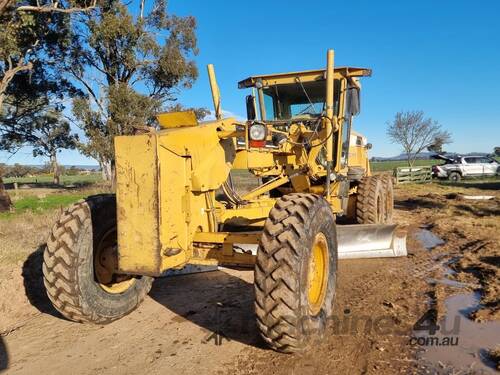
[[43, 49, 405, 353]]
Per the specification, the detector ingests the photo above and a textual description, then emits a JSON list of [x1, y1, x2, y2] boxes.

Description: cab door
[[481, 157, 498, 175], [462, 157, 482, 175]]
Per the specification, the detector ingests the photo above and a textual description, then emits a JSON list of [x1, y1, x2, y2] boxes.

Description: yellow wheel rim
[[307, 232, 329, 316], [94, 228, 136, 294], [99, 277, 135, 294]]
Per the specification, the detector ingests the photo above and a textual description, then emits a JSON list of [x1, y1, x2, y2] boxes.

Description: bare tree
[[387, 110, 451, 167]]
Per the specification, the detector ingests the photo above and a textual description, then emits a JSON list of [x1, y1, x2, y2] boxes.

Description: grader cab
[[43, 49, 406, 353]]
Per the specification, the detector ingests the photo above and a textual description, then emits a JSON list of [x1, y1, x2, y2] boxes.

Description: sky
[[2, 0, 499, 165]]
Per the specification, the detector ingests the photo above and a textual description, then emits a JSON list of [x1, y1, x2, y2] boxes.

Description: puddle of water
[[426, 277, 473, 289], [416, 292, 500, 373], [442, 258, 459, 276], [416, 229, 445, 250]]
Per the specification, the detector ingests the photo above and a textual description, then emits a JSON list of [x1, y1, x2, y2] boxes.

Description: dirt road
[[1, 253, 426, 374], [1, 182, 499, 374]]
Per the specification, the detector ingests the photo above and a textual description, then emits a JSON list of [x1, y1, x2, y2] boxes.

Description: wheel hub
[[307, 232, 329, 316], [94, 228, 135, 294]]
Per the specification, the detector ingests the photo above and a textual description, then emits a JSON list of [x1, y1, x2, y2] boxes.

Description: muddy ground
[[0, 181, 499, 374]]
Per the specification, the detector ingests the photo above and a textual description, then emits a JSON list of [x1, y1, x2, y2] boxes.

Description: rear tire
[[356, 176, 386, 224], [254, 193, 338, 353], [448, 171, 461, 182], [43, 194, 153, 324]]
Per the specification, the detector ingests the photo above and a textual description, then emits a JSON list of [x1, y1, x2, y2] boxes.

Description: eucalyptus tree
[[70, 0, 199, 181]]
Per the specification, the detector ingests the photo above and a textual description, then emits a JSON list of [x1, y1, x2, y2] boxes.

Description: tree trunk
[[99, 160, 107, 181], [100, 159, 116, 191], [110, 160, 116, 191], [101, 160, 112, 181], [0, 176, 12, 212], [406, 152, 413, 168], [50, 152, 60, 185]]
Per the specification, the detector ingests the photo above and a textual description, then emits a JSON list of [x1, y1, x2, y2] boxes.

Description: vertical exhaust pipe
[[207, 64, 222, 120], [325, 49, 335, 197]]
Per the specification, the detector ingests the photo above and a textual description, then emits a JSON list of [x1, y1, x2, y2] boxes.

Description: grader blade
[[233, 224, 406, 260], [337, 224, 407, 259]]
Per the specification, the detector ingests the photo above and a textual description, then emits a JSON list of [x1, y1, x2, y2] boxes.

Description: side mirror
[[347, 87, 360, 116], [246, 95, 256, 120], [365, 143, 372, 150]]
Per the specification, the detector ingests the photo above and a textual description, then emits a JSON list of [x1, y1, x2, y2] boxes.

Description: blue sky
[[2, 0, 499, 165]]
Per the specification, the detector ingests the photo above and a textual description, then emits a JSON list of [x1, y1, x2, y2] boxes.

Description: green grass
[[370, 159, 441, 172], [372, 156, 500, 172], [4, 173, 102, 185], [0, 193, 85, 219]]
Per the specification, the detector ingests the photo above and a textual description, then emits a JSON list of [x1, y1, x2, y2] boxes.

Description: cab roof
[[238, 67, 372, 89]]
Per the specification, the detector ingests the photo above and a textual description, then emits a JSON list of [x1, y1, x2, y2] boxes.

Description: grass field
[[0, 192, 88, 220], [0, 185, 109, 220], [370, 156, 500, 172], [3, 194, 85, 217], [370, 159, 441, 172], [4, 173, 102, 186]]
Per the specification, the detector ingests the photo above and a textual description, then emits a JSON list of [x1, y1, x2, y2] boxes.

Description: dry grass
[[0, 211, 56, 269], [0, 185, 110, 270]]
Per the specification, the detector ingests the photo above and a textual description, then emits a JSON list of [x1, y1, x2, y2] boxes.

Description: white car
[[432, 155, 499, 181]]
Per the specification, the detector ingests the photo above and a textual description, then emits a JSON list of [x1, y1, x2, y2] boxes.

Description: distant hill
[[371, 152, 491, 162]]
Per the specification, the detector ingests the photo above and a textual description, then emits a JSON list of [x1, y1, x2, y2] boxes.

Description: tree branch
[[16, 0, 97, 13]]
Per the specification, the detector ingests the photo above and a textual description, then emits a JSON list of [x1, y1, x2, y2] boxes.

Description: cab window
[[261, 79, 341, 121]]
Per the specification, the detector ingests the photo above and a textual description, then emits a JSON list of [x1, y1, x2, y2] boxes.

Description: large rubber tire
[[254, 193, 338, 353], [43, 194, 153, 324], [356, 176, 386, 224], [380, 175, 394, 223], [448, 171, 461, 182]]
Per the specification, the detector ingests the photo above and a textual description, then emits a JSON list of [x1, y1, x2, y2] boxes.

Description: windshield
[[261, 79, 340, 121]]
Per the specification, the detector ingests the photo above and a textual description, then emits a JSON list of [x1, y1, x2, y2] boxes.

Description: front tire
[[254, 193, 338, 353], [43, 194, 153, 324]]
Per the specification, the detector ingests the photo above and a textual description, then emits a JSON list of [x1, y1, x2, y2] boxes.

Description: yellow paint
[[99, 278, 136, 294], [349, 130, 371, 176], [207, 64, 222, 120], [157, 111, 198, 129], [193, 231, 260, 244], [238, 67, 371, 88], [307, 232, 329, 316], [114, 49, 375, 276], [115, 134, 162, 275]]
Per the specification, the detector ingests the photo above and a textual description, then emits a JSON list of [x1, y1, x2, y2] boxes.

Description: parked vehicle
[[432, 154, 499, 181]]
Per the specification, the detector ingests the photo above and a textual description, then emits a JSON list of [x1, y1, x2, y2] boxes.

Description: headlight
[[249, 124, 266, 141]]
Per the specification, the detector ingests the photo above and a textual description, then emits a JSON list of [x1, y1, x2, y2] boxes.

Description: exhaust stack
[[207, 64, 222, 120]]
